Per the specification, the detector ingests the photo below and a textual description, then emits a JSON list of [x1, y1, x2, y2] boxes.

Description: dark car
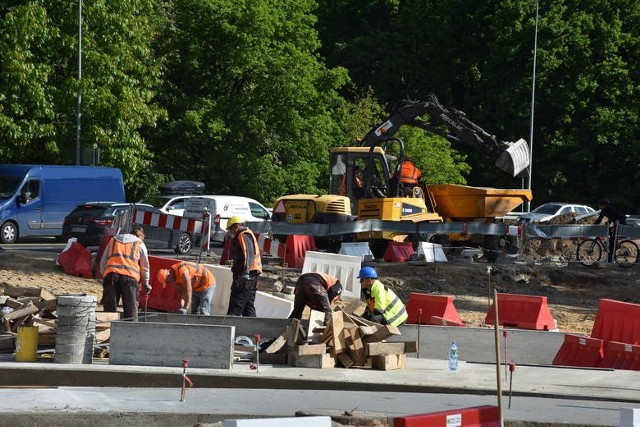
[[61, 202, 197, 254]]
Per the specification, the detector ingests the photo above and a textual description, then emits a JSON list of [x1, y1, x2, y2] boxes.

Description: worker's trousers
[[227, 276, 258, 317], [192, 285, 215, 315], [103, 272, 139, 321]]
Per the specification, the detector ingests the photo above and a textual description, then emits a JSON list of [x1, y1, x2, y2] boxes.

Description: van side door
[[17, 179, 44, 236]]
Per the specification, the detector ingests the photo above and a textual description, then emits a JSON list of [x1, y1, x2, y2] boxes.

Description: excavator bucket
[[495, 138, 530, 177]]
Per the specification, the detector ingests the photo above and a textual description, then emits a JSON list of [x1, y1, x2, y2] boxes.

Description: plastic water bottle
[[448, 341, 459, 371]]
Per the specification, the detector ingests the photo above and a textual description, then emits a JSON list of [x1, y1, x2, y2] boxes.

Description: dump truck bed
[[427, 184, 532, 220]]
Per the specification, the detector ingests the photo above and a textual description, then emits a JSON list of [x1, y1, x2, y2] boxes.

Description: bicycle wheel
[[577, 239, 603, 266], [615, 239, 639, 268]]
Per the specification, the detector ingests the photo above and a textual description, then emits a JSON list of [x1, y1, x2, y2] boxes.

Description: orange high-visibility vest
[[172, 262, 215, 291], [238, 229, 262, 273], [314, 272, 339, 291], [104, 239, 142, 281], [399, 160, 423, 185]]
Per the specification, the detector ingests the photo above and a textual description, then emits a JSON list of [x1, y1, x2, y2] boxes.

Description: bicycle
[[576, 236, 639, 267]]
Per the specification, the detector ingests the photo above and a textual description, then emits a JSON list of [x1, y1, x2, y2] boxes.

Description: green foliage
[[148, 0, 349, 205]]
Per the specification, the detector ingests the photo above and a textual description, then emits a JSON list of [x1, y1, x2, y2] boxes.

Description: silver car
[[518, 202, 596, 223]]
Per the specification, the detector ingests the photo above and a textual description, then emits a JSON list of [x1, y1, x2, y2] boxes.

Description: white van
[[183, 195, 271, 243]]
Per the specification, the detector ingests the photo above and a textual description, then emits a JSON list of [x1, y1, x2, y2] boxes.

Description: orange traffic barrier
[[483, 293, 556, 330], [552, 334, 603, 368], [383, 242, 415, 262], [394, 405, 500, 427], [405, 293, 463, 326], [599, 341, 640, 370], [138, 255, 182, 313], [591, 299, 640, 345], [282, 234, 316, 269]]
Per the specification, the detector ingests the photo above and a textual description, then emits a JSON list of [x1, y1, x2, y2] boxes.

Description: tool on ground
[[180, 359, 193, 402], [503, 330, 510, 379], [143, 292, 149, 323], [254, 334, 261, 373], [417, 308, 422, 358], [508, 362, 516, 409]]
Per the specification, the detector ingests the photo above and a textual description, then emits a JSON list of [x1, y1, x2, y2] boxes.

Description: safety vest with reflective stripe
[[238, 229, 262, 274], [399, 160, 422, 185], [172, 262, 215, 292], [313, 272, 339, 291], [366, 280, 408, 326], [104, 239, 142, 281]]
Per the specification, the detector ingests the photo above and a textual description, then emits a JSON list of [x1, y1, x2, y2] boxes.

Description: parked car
[[137, 180, 205, 217], [61, 202, 196, 254], [137, 194, 190, 217], [183, 195, 271, 244], [518, 202, 596, 223]]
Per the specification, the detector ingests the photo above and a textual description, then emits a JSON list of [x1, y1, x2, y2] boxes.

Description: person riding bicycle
[[595, 198, 626, 262]]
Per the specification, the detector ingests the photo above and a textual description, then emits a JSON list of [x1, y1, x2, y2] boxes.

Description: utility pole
[[75, 0, 83, 165], [525, 0, 539, 212]]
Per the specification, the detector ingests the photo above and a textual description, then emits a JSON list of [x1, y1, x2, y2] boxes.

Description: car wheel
[[0, 221, 18, 244], [175, 232, 193, 254]]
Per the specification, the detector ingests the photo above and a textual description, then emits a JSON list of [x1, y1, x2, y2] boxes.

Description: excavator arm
[[360, 94, 530, 176]]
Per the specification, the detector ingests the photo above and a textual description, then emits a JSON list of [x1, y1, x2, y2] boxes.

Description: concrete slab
[[145, 313, 292, 340], [110, 321, 234, 369], [394, 325, 565, 365]]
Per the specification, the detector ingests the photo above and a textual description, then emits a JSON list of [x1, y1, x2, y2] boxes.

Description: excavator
[[272, 94, 531, 253]]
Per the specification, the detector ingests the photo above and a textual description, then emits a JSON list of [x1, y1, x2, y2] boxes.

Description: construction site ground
[[1, 234, 640, 426]]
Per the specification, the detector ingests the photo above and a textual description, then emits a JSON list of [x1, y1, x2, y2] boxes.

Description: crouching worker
[[157, 262, 216, 315], [357, 266, 407, 326], [288, 272, 343, 324]]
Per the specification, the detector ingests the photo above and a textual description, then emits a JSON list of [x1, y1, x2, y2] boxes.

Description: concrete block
[[339, 242, 374, 261], [223, 416, 331, 427], [302, 251, 361, 298], [150, 313, 292, 340], [109, 321, 234, 369], [416, 242, 447, 262], [255, 291, 293, 318], [619, 408, 640, 427]]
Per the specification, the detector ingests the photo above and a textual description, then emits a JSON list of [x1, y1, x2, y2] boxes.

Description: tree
[[0, 1, 167, 200], [148, 0, 349, 205]]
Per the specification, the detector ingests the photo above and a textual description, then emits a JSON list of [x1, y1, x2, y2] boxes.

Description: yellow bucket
[[16, 325, 39, 362]]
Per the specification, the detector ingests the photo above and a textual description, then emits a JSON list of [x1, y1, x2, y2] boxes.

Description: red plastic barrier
[[282, 234, 316, 269], [405, 293, 463, 326], [484, 293, 556, 330], [137, 255, 181, 313], [383, 242, 415, 262], [394, 405, 500, 427], [591, 299, 640, 345], [219, 235, 233, 266], [599, 341, 640, 370], [57, 242, 92, 279], [552, 334, 603, 368]]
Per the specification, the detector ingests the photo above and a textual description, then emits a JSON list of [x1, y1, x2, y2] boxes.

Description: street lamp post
[[525, 0, 539, 212], [75, 0, 83, 165]]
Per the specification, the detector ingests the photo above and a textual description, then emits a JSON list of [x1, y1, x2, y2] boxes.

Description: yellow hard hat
[[226, 215, 244, 230]]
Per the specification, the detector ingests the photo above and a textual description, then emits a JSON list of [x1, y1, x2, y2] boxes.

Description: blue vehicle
[[0, 165, 125, 243]]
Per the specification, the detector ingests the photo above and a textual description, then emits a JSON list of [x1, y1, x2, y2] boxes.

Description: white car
[[518, 203, 596, 223], [138, 194, 190, 217]]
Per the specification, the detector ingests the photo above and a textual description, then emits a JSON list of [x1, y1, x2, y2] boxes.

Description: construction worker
[[226, 215, 262, 317], [157, 262, 216, 315], [391, 158, 424, 196], [288, 272, 343, 323], [99, 225, 151, 321], [357, 266, 407, 326]]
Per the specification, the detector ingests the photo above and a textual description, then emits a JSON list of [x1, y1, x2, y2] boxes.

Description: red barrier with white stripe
[[133, 209, 204, 234], [257, 233, 283, 258]]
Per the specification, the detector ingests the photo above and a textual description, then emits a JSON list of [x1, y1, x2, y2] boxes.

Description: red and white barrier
[[133, 210, 204, 234], [257, 234, 283, 258]]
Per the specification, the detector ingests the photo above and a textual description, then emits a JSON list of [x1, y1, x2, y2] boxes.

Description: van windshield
[[0, 176, 21, 199]]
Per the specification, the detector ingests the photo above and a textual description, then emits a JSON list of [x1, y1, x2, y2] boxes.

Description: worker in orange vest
[[288, 272, 343, 323], [391, 158, 424, 196], [157, 262, 216, 315], [99, 225, 151, 321], [226, 216, 262, 317]]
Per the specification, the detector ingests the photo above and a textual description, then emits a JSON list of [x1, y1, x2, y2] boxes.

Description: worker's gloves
[[178, 307, 188, 315], [144, 283, 152, 295]]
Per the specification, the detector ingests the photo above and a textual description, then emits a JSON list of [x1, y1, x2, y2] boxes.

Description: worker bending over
[[358, 266, 407, 326], [288, 272, 343, 323], [157, 262, 216, 315]]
